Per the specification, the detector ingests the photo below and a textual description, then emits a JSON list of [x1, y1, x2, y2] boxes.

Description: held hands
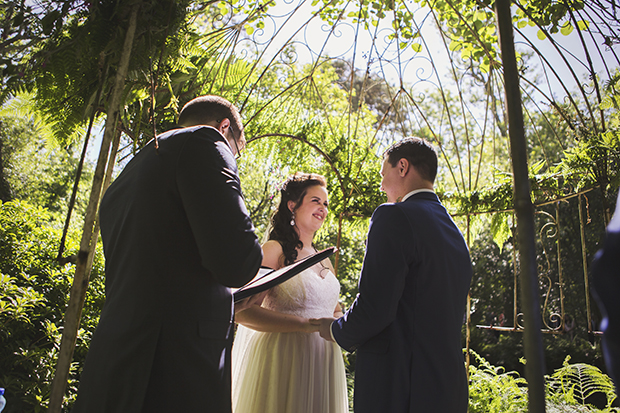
[[301, 318, 321, 334], [235, 298, 324, 334], [309, 318, 336, 342]]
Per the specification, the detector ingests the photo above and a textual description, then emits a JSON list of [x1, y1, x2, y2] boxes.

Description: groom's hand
[[310, 317, 336, 342]]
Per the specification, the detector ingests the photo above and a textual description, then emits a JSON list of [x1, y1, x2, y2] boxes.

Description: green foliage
[[440, 0, 501, 74], [0, 200, 105, 412], [467, 187, 611, 377], [558, 75, 618, 191], [314, 217, 368, 306], [514, 0, 586, 39], [0, 1, 89, 105], [490, 212, 512, 252], [468, 350, 529, 412], [547, 357, 618, 410], [557, 129, 620, 194], [468, 350, 619, 412], [308, 0, 590, 75], [240, 59, 385, 205], [1, 1, 618, 411], [0, 106, 93, 218], [29, 0, 195, 143]]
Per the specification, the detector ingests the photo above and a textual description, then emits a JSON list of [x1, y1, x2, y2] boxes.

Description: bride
[[232, 172, 348, 413]]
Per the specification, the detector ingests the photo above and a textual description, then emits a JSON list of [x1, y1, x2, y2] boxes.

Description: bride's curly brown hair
[[268, 172, 327, 266]]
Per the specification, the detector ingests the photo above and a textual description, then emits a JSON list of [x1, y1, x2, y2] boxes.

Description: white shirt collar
[[401, 188, 435, 202]]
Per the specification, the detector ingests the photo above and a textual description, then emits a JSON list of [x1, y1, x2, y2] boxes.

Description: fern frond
[[547, 358, 617, 409], [468, 349, 529, 412]]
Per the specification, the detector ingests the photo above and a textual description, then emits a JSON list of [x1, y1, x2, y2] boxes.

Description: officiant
[[72, 95, 263, 413]]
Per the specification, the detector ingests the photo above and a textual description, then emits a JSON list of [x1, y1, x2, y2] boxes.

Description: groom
[[314, 138, 472, 412], [73, 95, 263, 413]]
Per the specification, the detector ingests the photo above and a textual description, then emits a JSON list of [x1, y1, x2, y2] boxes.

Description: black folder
[[233, 247, 336, 302]]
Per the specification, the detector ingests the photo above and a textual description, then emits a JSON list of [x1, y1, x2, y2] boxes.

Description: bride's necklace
[[297, 246, 329, 279], [312, 246, 329, 279], [317, 261, 329, 279]]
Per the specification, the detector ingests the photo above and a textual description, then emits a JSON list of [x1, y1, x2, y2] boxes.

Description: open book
[[233, 246, 336, 302]]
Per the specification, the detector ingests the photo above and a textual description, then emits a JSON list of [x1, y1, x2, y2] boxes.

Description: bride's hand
[[302, 318, 320, 333], [234, 291, 267, 314]]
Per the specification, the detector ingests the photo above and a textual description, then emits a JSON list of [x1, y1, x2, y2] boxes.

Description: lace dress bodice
[[262, 266, 340, 319]]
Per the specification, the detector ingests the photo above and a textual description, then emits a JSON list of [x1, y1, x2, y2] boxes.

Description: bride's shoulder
[[262, 240, 283, 253], [261, 240, 284, 269]]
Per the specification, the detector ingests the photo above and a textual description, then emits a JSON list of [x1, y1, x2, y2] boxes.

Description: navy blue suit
[[592, 190, 620, 393], [73, 126, 262, 413], [332, 191, 472, 412]]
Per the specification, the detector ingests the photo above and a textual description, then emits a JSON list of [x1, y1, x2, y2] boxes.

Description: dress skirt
[[232, 326, 348, 412]]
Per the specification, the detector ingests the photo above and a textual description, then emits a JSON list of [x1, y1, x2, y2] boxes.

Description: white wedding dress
[[232, 265, 348, 413]]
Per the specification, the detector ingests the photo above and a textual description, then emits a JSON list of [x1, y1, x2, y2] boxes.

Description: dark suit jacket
[[72, 126, 262, 413], [592, 190, 620, 394], [332, 191, 472, 412]]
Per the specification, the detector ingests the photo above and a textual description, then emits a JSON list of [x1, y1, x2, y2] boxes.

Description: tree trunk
[[47, 3, 141, 412], [0, 131, 13, 202], [57, 72, 107, 262], [57, 104, 97, 261], [495, 1, 547, 412]]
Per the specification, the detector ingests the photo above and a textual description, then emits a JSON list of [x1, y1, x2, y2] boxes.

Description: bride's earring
[[290, 212, 296, 226]]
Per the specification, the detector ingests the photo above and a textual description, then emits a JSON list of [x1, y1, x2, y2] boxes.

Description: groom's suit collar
[[401, 188, 435, 202]]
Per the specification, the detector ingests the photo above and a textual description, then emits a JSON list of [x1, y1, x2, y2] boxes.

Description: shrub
[[0, 200, 105, 412]]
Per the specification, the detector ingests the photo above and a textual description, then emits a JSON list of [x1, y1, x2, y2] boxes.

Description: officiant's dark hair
[[384, 137, 437, 183], [269, 172, 327, 266], [177, 95, 244, 145]]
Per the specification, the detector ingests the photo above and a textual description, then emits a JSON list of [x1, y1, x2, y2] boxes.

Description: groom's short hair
[[384, 138, 437, 183], [178, 95, 245, 145]]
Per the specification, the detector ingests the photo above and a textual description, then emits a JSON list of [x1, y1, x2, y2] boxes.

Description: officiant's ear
[[398, 158, 410, 177], [217, 118, 231, 135]]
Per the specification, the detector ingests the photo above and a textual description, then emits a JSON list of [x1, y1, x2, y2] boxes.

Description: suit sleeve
[[333, 204, 414, 351], [592, 190, 620, 387], [175, 129, 262, 288]]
